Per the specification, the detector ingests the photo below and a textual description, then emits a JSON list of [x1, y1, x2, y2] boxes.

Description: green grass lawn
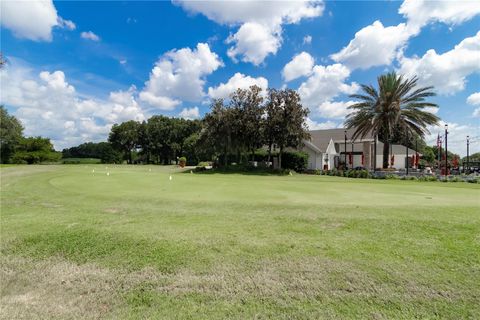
[[1, 165, 479, 319]]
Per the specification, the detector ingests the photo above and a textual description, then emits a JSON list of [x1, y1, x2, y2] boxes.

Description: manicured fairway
[[1, 165, 479, 319]]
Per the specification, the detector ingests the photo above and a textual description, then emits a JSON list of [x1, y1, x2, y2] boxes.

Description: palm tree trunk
[[382, 141, 389, 169]]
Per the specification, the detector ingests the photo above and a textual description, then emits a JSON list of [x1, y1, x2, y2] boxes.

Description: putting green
[[1, 165, 479, 319]]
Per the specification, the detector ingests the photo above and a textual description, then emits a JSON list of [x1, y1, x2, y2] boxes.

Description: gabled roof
[[303, 139, 322, 153], [309, 128, 374, 151], [325, 139, 338, 154]]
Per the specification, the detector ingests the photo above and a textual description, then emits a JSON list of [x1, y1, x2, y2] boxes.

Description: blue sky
[[1, 0, 479, 155]]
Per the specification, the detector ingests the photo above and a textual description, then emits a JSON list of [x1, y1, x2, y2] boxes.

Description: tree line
[[0, 106, 61, 164], [102, 86, 310, 168]]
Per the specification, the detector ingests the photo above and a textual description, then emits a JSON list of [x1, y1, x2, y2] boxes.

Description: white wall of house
[[376, 154, 414, 169], [323, 140, 339, 170], [304, 148, 322, 170]]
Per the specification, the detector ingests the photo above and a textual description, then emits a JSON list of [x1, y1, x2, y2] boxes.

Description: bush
[[12, 150, 62, 164], [196, 161, 213, 170], [178, 156, 187, 168], [358, 170, 369, 179], [386, 174, 399, 180], [281, 151, 308, 172], [467, 177, 479, 184], [449, 176, 462, 182]]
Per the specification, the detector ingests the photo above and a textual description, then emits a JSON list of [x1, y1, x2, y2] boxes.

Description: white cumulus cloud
[[397, 31, 480, 95], [306, 118, 338, 130], [0, 0, 75, 41], [473, 108, 480, 118], [467, 92, 480, 106], [226, 22, 281, 65], [399, 0, 480, 33], [316, 100, 356, 119], [140, 43, 223, 110], [425, 120, 479, 156], [331, 21, 411, 70], [175, 0, 324, 65], [331, 0, 480, 71], [0, 60, 145, 149], [208, 72, 268, 100], [282, 52, 314, 82], [298, 63, 358, 115], [179, 107, 200, 120]]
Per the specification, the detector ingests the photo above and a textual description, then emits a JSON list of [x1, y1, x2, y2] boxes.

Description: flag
[[415, 152, 419, 166], [349, 152, 353, 165], [390, 154, 395, 166], [411, 154, 415, 167], [453, 156, 458, 167], [361, 153, 365, 166]]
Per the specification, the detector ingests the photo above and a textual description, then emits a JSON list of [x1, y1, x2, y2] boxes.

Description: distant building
[[300, 128, 419, 170]]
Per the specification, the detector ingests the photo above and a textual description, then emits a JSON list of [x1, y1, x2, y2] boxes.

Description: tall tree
[[264, 89, 281, 163], [200, 99, 231, 166], [108, 120, 140, 164], [0, 106, 24, 163], [268, 89, 310, 169], [230, 85, 265, 161], [346, 72, 440, 169]]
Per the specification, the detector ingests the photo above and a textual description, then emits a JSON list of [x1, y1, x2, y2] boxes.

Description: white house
[[300, 128, 420, 171]]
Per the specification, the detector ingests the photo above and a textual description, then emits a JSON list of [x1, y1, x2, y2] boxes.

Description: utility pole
[[438, 135, 442, 171], [344, 130, 347, 169], [466, 135, 470, 174], [351, 141, 354, 169], [406, 130, 409, 176], [415, 138, 418, 170], [444, 124, 448, 177]]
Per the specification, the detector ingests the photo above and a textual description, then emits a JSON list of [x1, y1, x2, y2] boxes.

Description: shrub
[[178, 157, 187, 168], [197, 161, 212, 167], [466, 177, 479, 184], [281, 151, 308, 172], [386, 174, 399, 180], [358, 170, 369, 179], [449, 176, 462, 182]]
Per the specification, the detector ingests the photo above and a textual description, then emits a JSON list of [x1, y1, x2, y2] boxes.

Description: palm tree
[[345, 72, 440, 169]]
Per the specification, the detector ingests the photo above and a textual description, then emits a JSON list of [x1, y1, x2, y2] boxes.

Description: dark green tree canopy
[[0, 106, 24, 163], [12, 136, 61, 164]]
